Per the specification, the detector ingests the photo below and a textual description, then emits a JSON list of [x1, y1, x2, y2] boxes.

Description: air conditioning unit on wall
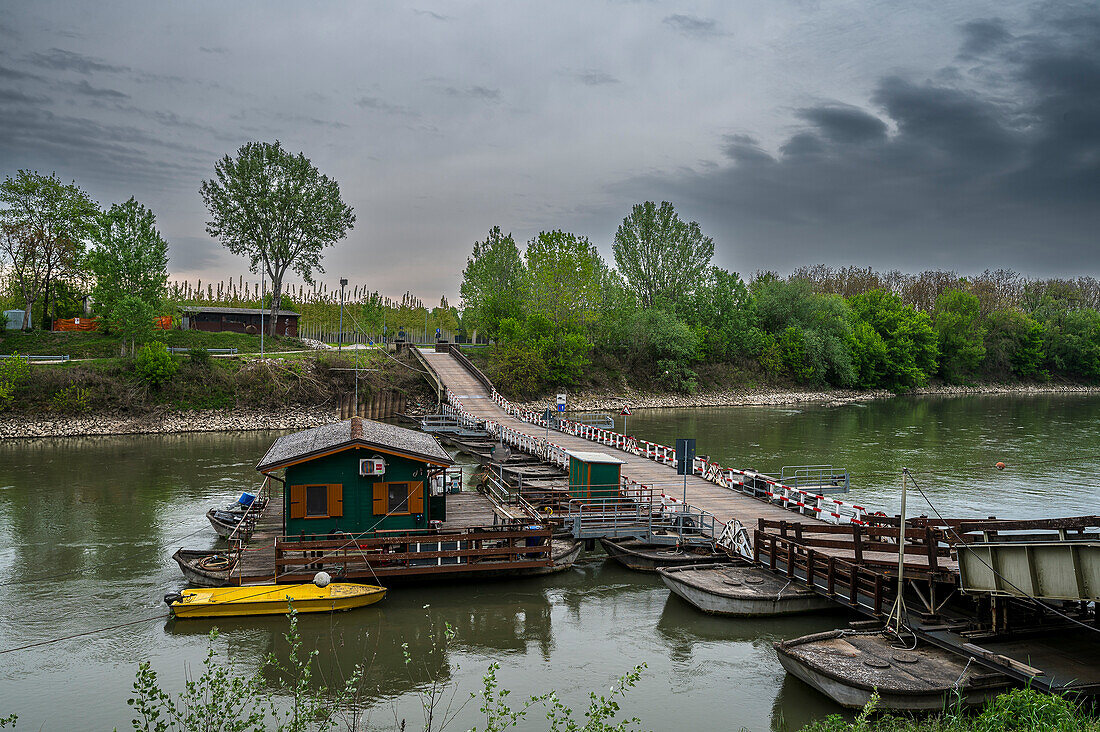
[[360, 457, 386, 476]]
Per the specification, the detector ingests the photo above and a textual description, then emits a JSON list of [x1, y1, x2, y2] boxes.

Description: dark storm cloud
[[618, 6, 1100, 274], [663, 14, 722, 38], [25, 47, 129, 74], [796, 105, 887, 144], [0, 88, 51, 104], [958, 18, 1011, 58]]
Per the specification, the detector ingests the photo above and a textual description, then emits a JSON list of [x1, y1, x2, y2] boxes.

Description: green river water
[[1, 393, 1098, 730]]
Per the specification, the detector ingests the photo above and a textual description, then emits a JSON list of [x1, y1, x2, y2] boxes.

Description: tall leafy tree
[[200, 141, 355, 335], [934, 289, 986, 382], [849, 289, 939, 389], [524, 230, 607, 332], [0, 170, 98, 329], [612, 201, 715, 309], [459, 226, 525, 340], [88, 197, 169, 330]]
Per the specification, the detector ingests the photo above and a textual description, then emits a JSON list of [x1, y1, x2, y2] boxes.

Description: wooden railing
[[757, 518, 952, 572], [273, 524, 554, 581]]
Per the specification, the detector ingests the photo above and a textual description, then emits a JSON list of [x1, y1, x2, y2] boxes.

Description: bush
[[974, 688, 1084, 732], [134, 340, 178, 387], [50, 384, 92, 413], [0, 354, 31, 411], [187, 347, 211, 367]]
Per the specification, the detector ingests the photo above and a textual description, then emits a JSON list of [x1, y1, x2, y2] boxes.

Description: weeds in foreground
[[123, 606, 647, 732]]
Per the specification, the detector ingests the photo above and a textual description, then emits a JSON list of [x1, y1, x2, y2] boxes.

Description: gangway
[[780, 465, 850, 495], [563, 497, 724, 547], [420, 413, 487, 438]]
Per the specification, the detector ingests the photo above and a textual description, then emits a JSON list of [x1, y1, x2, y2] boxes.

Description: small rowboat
[[172, 548, 234, 587], [207, 508, 254, 539], [165, 582, 386, 618]]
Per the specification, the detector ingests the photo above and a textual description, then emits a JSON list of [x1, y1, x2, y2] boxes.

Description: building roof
[[565, 450, 626, 465], [181, 306, 300, 316], [257, 416, 453, 472]]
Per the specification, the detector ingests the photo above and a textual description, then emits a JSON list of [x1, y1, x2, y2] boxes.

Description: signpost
[[542, 407, 553, 442], [556, 392, 567, 413], [620, 405, 631, 435], [675, 438, 696, 506]]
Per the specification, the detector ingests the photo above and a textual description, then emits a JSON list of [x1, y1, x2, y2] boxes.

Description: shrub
[[50, 384, 92, 413], [134, 340, 178, 387], [187, 347, 211, 367], [973, 687, 1084, 732], [0, 354, 31, 411]]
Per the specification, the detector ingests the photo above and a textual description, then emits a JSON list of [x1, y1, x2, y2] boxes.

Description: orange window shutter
[[328, 484, 343, 517], [289, 485, 306, 519], [372, 483, 387, 515], [408, 482, 424, 515]]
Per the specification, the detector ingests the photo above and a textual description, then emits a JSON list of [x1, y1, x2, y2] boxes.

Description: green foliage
[[134, 341, 178, 387], [525, 230, 607, 333], [460, 227, 526, 340], [110, 295, 156, 354], [50, 383, 91, 413], [683, 267, 754, 362], [188, 347, 212, 367], [983, 309, 1044, 378], [934, 290, 986, 383], [201, 141, 355, 334], [972, 688, 1083, 732], [849, 289, 938, 390], [1032, 301, 1100, 379], [751, 279, 856, 385], [88, 197, 169, 323], [0, 353, 31, 411], [612, 201, 715, 309]]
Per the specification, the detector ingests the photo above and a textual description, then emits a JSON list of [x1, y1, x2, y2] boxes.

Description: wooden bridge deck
[[422, 351, 828, 531]]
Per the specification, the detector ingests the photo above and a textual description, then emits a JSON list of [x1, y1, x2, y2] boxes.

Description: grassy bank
[[0, 328, 310, 359], [0, 341, 429, 416]]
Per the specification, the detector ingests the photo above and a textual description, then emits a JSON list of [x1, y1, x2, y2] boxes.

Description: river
[[1, 393, 1098, 730]]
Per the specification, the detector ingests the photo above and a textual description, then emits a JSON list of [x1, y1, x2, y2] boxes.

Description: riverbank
[[0, 405, 342, 440], [515, 381, 1100, 411]]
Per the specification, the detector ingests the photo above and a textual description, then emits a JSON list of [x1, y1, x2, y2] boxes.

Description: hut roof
[[565, 450, 626, 464], [257, 416, 453, 471]]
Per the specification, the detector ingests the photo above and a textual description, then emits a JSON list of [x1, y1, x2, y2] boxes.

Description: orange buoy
[[995, 462, 1006, 470]]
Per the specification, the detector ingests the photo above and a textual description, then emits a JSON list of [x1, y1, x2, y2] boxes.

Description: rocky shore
[[514, 381, 1100, 412], [0, 406, 340, 440], [2, 382, 1096, 440]]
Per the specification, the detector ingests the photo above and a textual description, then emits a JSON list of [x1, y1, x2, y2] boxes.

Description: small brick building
[[180, 306, 299, 336]]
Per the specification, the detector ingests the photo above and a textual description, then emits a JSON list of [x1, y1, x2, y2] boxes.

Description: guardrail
[[565, 497, 723, 545], [0, 354, 70, 361], [167, 347, 239, 355]]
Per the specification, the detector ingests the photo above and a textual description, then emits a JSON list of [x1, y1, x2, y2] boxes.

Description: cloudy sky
[[1, 1, 1098, 301]]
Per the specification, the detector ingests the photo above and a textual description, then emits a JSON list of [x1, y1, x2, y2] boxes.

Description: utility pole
[[339, 278, 348, 351], [260, 269, 265, 357], [887, 468, 910, 634]]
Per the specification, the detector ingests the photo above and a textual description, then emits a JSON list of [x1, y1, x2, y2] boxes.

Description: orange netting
[[52, 317, 100, 331]]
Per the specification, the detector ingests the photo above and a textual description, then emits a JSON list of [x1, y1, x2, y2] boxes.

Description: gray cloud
[[443, 85, 501, 101], [663, 14, 722, 38], [25, 47, 129, 74], [355, 95, 416, 116], [412, 9, 450, 21], [0, 88, 51, 104], [614, 7, 1100, 276], [62, 79, 129, 99], [573, 69, 619, 86], [958, 18, 1011, 58], [0, 64, 42, 81], [199, 46, 228, 55]]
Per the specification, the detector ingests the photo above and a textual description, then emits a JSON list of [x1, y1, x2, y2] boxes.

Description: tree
[[682, 267, 754, 362], [983, 308, 1044, 378], [849, 289, 939, 390], [110, 294, 155, 355], [934, 289, 986, 383], [0, 170, 98, 329], [612, 201, 714, 309], [524, 230, 608, 333], [459, 226, 525, 340], [88, 197, 169, 327], [200, 141, 355, 335]]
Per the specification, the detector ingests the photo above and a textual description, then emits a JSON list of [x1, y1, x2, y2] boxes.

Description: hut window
[[306, 485, 328, 517], [387, 483, 409, 513]]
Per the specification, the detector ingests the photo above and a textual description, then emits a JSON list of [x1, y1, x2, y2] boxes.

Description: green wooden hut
[[256, 416, 454, 535], [566, 450, 625, 500]]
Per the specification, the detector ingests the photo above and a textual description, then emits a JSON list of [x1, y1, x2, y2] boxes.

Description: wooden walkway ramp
[[422, 350, 822, 531]]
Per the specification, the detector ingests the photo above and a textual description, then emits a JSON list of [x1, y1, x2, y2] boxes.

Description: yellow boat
[[165, 582, 386, 619]]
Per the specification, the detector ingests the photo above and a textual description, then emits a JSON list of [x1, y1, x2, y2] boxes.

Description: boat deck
[[234, 489, 510, 584]]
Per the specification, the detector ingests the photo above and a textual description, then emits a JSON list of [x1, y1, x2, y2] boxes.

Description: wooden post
[[925, 527, 939, 572], [787, 542, 796, 578], [852, 524, 864, 563], [827, 556, 836, 596], [806, 548, 815, 588], [849, 567, 859, 606]]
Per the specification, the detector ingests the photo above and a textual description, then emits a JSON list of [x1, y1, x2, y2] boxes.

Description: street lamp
[[339, 278, 348, 351]]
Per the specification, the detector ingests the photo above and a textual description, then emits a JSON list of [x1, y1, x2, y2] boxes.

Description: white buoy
[[313, 571, 332, 587]]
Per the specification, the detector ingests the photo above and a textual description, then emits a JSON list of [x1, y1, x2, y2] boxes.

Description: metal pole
[[888, 468, 909, 632], [260, 270, 264, 356], [339, 278, 347, 351]]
